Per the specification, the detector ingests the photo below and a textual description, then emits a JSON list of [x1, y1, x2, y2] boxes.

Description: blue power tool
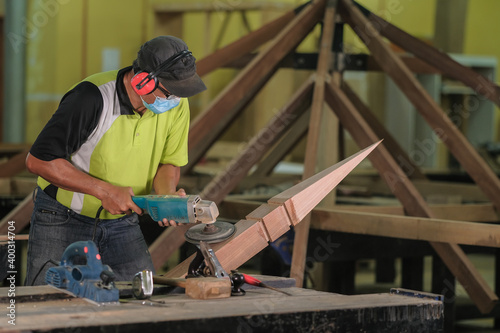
[[132, 194, 235, 244], [45, 241, 119, 303]]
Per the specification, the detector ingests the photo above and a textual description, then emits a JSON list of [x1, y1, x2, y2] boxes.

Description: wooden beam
[[351, 1, 500, 108], [196, 5, 300, 76], [0, 194, 33, 234], [364, 178, 490, 204], [165, 141, 380, 278], [201, 76, 314, 201], [225, 52, 443, 74], [220, 199, 499, 224], [0, 143, 31, 157], [183, 0, 325, 174], [311, 208, 500, 248], [290, 0, 337, 287], [149, 77, 314, 267], [363, 54, 442, 74], [0, 149, 29, 178], [219, 199, 500, 248], [0, 234, 28, 241], [341, 82, 426, 180], [325, 58, 497, 314], [252, 110, 310, 176], [341, 0, 500, 215]]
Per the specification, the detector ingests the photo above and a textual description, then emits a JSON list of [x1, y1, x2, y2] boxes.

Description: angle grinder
[[132, 194, 235, 244]]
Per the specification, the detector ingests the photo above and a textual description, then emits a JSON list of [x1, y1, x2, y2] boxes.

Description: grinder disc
[[185, 220, 236, 244]]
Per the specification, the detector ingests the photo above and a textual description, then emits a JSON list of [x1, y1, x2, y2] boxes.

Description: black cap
[[134, 36, 206, 97]]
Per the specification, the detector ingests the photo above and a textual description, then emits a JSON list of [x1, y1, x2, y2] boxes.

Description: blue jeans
[[25, 187, 155, 286]]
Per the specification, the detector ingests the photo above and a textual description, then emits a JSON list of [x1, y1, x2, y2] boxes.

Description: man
[[25, 36, 206, 285]]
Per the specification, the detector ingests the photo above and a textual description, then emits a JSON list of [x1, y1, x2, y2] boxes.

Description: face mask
[[141, 94, 181, 114]]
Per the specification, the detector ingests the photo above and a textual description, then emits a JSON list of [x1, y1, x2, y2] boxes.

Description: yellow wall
[[464, 0, 500, 81], [24, 0, 300, 142], [22, 0, 500, 144]]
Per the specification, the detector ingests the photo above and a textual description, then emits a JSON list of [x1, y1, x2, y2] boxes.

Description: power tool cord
[[30, 206, 105, 286], [92, 206, 104, 242], [30, 259, 60, 286]]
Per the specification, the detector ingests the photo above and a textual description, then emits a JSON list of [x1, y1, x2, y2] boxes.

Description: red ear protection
[[131, 49, 192, 96], [131, 72, 158, 96]]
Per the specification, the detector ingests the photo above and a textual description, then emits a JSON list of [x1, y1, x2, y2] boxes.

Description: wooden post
[[290, 0, 338, 288]]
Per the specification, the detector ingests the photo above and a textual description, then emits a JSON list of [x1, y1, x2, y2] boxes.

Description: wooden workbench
[[0, 284, 443, 332]]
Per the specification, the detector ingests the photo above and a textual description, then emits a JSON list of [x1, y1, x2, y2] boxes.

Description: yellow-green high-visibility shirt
[[30, 66, 189, 219]]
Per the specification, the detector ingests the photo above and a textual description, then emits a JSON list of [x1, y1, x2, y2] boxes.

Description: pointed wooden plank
[[269, 141, 381, 224], [246, 203, 292, 242], [185, 0, 325, 173], [341, 81, 426, 180], [324, 74, 498, 314], [312, 209, 500, 248], [165, 142, 379, 278], [0, 194, 33, 234], [196, 5, 303, 76], [340, 0, 500, 216], [351, 1, 500, 107], [290, 0, 338, 288]]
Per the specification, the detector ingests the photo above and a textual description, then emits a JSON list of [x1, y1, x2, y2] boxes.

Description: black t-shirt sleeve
[[30, 81, 104, 161]]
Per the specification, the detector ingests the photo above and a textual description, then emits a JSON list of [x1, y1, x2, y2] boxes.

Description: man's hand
[[158, 188, 186, 227], [100, 185, 143, 216]]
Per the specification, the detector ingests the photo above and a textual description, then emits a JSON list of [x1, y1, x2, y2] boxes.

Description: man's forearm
[[26, 153, 111, 199], [26, 153, 142, 215], [153, 163, 181, 195]]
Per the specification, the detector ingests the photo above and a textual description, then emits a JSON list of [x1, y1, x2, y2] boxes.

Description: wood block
[[246, 203, 292, 241], [185, 277, 231, 300]]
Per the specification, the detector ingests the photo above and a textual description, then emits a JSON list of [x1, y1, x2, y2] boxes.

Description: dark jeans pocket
[[124, 214, 140, 226], [34, 208, 71, 226]]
